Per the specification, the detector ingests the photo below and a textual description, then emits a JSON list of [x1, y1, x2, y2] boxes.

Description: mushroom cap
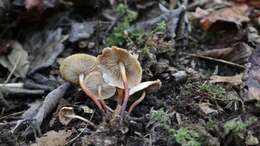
[[97, 46, 142, 88], [129, 79, 161, 96], [58, 107, 75, 126], [83, 71, 116, 100], [60, 54, 97, 84]]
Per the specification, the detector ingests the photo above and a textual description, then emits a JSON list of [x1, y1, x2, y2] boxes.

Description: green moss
[[154, 21, 167, 33], [198, 83, 226, 98], [149, 108, 170, 126], [224, 120, 247, 133], [104, 3, 137, 47], [255, 101, 260, 109], [174, 128, 201, 146]]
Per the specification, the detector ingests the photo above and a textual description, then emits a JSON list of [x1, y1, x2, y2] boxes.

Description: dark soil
[[0, 0, 260, 146]]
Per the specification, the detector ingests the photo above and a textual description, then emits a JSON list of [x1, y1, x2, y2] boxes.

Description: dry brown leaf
[[200, 4, 250, 31], [31, 130, 72, 146], [199, 103, 218, 114], [233, 0, 260, 8], [245, 48, 260, 100], [25, 0, 43, 11], [198, 43, 253, 65], [210, 74, 243, 86], [193, 7, 210, 18]]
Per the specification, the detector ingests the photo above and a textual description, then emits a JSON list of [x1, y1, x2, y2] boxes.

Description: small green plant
[[148, 108, 170, 127], [174, 128, 201, 146], [255, 101, 260, 109], [104, 3, 137, 47], [154, 21, 167, 33], [199, 83, 226, 98], [224, 120, 247, 133]]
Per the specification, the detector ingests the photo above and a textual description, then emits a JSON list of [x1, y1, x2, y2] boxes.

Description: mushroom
[[60, 54, 104, 112], [97, 46, 142, 116], [83, 71, 116, 100], [83, 71, 116, 112], [60, 54, 97, 84], [129, 79, 162, 96], [58, 107, 96, 128], [128, 80, 161, 113]]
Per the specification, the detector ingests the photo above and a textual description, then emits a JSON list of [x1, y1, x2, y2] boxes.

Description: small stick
[[190, 54, 245, 69], [0, 83, 24, 88], [0, 91, 9, 109], [4, 53, 22, 84]]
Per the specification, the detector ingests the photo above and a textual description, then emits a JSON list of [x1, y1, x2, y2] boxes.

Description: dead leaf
[[198, 43, 253, 65], [34, 83, 70, 128], [31, 130, 72, 146], [12, 83, 70, 134], [247, 27, 260, 46], [25, 0, 58, 12], [200, 4, 250, 31], [193, 7, 210, 18], [0, 0, 10, 19], [25, 0, 43, 11], [24, 28, 68, 75], [69, 21, 96, 42], [0, 41, 29, 78], [0, 40, 12, 55], [233, 0, 260, 8], [245, 48, 260, 100], [210, 74, 243, 86], [199, 103, 218, 114]]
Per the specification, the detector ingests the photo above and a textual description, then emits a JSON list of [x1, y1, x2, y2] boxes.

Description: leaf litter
[[0, 0, 260, 146]]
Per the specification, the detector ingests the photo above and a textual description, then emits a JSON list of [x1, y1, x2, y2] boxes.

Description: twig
[[190, 53, 245, 69], [4, 53, 22, 84], [0, 83, 24, 88], [0, 91, 9, 109], [0, 111, 24, 121], [0, 87, 45, 97]]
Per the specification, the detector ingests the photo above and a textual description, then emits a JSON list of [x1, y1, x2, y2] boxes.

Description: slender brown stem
[[98, 85, 108, 112], [79, 74, 105, 112], [66, 114, 97, 129], [119, 62, 129, 117], [114, 89, 123, 116], [116, 89, 124, 105], [128, 91, 146, 114]]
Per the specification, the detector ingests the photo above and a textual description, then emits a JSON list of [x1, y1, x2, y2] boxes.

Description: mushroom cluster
[[60, 46, 161, 118]]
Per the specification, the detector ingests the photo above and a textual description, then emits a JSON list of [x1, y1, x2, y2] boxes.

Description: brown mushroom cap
[[129, 79, 161, 96], [97, 46, 142, 88], [60, 54, 97, 84], [83, 71, 116, 100]]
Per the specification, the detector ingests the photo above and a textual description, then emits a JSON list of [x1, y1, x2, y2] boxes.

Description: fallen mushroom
[[128, 80, 162, 113], [97, 46, 142, 116], [58, 107, 96, 128], [83, 71, 116, 111], [60, 54, 104, 112], [129, 79, 162, 96], [84, 71, 116, 100]]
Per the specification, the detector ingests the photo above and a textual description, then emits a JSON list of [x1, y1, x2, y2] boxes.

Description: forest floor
[[0, 0, 260, 146]]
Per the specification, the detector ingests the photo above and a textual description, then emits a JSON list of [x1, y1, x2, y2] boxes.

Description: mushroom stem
[[128, 91, 146, 114], [79, 74, 105, 113], [119, 62, 129, 117], [115, 89, 123, 115], [65, 114, 97, 128], [98, 85, 109, 112]]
